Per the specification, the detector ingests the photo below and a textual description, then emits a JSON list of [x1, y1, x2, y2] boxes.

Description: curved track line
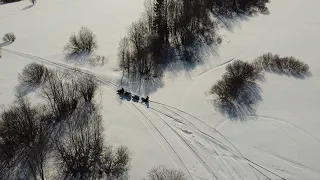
[[131, 103, 194, 180], [154, 107, 243, 180], [150, 108, 220, 180], [2, 48, 118, 87], [150, 101, 286, 180], [250, 115, 320, 145], [253, 146, 320, 176]]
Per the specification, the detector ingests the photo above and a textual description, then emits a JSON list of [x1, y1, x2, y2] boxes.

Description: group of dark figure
[[117, 88, 149, 103]]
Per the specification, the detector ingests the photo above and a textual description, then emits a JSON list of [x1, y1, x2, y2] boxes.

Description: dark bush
[[2, 33, 16, 42], [0, 0, 21, 4], [210, 60, 263, 101], [145, 166, 187, 180], [41, 71, 80, 121], [64, 27, 98, 56], [78, 74, 99, 103], [209, 60, 264, 119], [18, 63, 49, 85], [0, 98, 51, 180], [54, 111, 130, 180], [101, 146, 131, 178], [254, 53, 310, 76]]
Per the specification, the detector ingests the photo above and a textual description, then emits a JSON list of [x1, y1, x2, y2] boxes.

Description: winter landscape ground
[[1, 0, 320, 179]]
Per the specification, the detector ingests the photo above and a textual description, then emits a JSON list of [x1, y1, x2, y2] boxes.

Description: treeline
[[119, 0, 270, 79]]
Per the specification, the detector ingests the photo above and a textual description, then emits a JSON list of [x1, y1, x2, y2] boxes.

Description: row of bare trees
[[118, 0, 270, 85], [0, 64, 131, 180]]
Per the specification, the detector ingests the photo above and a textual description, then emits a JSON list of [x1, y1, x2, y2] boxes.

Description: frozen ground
[[1, 0, 320, 179]]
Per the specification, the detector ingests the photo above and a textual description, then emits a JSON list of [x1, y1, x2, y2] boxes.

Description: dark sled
[[132, 95, 140, 102], [141, 96, 149, 103]]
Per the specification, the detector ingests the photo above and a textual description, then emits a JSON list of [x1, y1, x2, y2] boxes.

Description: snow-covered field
[[1, 0, 320, 179]]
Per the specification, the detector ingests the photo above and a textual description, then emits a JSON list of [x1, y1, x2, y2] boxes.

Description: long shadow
[[21, 4, 34, 11], [0, 41, 12, 47], [0, 0, 22, 6], [214, 82, 263, 121], [118, 74, 164, 97]]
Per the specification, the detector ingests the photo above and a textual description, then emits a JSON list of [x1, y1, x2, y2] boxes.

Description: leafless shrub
[[210, 60, 263, 101], [41, 71, 80, 121], [0, 98, 52, 180], [78, 74, 99, 103], [253, 53, 310, 77], [18, 63, 49, 85], [2, 33, 16, 42], [144, 166, 187, 180], [54, 110, 130, 180], [209, 60, 264, 119], [101, 146, 131, 178], [64, 27, 98, 56], [54, 111, 103, 180]]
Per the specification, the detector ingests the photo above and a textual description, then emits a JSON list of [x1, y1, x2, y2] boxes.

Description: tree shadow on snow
[[214, 82, 263, 121], [21, 4, 34, 11], [15, 83, 40, 96], [64, 52, 106, 67], [0, 41, 12, 47], [118, 74, 164, 97]]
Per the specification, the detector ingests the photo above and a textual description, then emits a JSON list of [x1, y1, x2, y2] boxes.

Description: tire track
[[130, 103, 195, 180], [149, 107, 220, 180], [2, 48, 118, 87], [150, 101, 286, 180]]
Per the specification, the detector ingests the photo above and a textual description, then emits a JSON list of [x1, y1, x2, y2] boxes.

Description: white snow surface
[[1, 0, 320, 179]]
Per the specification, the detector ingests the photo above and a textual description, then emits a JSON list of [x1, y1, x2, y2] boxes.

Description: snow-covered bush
[[254, 53, 310, 76], [145, 166, 187, 180], [2, 33, 16, 42], [18, 63, 49, 85], [64, 27, 98, 56]]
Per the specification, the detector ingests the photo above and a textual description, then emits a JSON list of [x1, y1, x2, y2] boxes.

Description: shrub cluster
[[1, 68, 131, 179], [145, 166, 187, 180], [2, 33, 16, 42], [210, 60, 263, 101], [253, 53, 310, 76], [18, 63, 49, 85], [64, 27, 98, 56]]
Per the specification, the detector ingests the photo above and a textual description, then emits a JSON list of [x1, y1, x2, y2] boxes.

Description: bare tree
[[40, 71, 80, 121], [2, 33, 16, 42], [54, 110, 130, 180], [0, 98, 52, 180], [144, 166, 187, 180], [78, 74, 99, 103], [18, 63, 49, 85], [64, 27, 98, 57]]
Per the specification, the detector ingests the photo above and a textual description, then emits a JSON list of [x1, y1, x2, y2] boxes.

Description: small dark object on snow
[[124, 91, 131, 97], [141, 96, 149, 103], [132, 95, 140, 101], [117, 88, 124, 94]]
